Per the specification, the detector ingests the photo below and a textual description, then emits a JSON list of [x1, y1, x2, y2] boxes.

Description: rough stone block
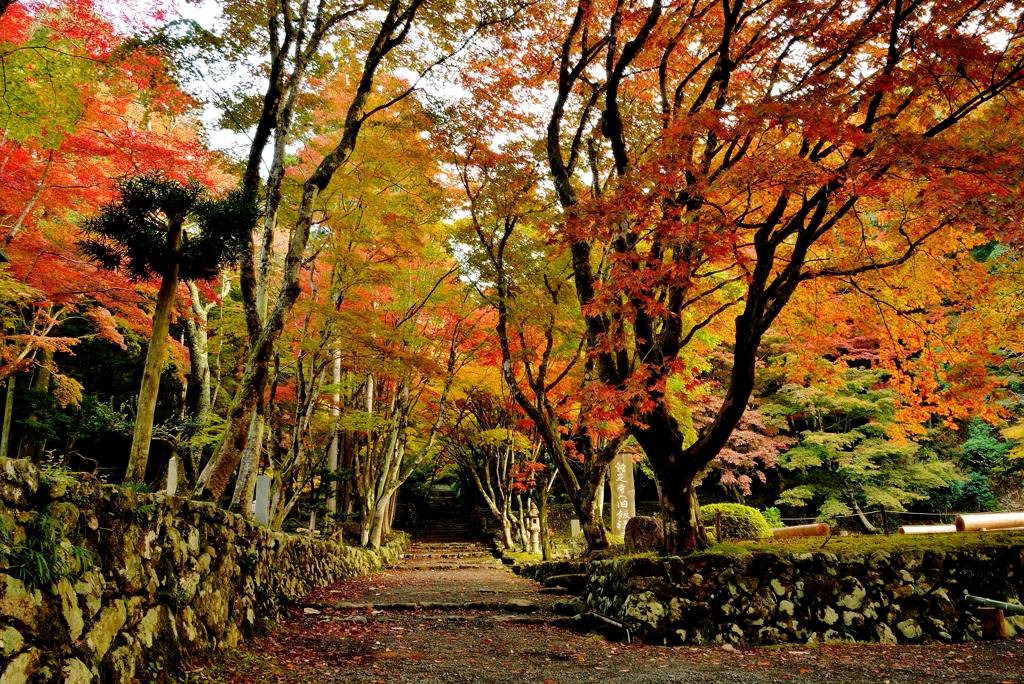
[[624, 516, 663, 554]]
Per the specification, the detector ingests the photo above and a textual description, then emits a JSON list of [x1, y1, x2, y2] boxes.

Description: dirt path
[[195, 606, 1024, 684], [190, 504, 1024, 683]]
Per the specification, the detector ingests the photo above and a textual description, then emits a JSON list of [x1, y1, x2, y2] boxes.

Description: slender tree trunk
[[125, 218, 183, 484], [229, 411, 264, 515], [850, 494, 878, 533], [194, 0, 427, 505], [342, 427, 355, 513], [385, 489, 397, 532], [369, 488, 395, 548], [5, 150, 52, 246], [327, 349, 341, 513], [468, 465, 514, 549], [538, 486, 551, 561], [182, 282, 212, 485], [18, 348, 53, 464], [195, 339, 274, 500], [0, 375, 14, 459], [515, 495, 529, 550]]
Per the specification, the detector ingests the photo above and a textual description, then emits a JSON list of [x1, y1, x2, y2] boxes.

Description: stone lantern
[[528, 500, 542, 554]]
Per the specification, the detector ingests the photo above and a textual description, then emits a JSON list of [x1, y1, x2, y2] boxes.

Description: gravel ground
[[198, 610, 1024, 684], [302, 566, 559, 608], [192, 550, 1024, 684]]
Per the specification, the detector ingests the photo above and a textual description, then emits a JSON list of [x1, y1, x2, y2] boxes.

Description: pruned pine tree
[[80, 174, 257, 485]]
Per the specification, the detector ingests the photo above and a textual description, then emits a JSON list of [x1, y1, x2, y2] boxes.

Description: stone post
[[254, 475, 272, 526], [609, 452, 635, 537], [165, 456, 179, 496]]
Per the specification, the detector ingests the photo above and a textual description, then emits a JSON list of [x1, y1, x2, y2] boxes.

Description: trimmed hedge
[[700, 503, 772, 540]]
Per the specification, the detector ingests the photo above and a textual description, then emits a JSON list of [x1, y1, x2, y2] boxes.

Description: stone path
[[303, 491, 562, 615], [198, 495, 1024, 683]]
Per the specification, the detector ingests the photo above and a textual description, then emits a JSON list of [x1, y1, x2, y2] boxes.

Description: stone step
[[406, 550, 487, 556], [400, 563, 503, 570], [326, 613, 577, 628], [312, 597, 541, 613], [542, 574, 588, 594]]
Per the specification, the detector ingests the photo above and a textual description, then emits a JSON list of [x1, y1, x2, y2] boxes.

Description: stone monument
[[609, 452, 635, 537]]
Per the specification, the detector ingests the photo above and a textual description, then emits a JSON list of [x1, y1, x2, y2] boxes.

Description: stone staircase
[[401, 541, 502, 570], [301, 486, 573, 619], [402, 486, 502, 570]]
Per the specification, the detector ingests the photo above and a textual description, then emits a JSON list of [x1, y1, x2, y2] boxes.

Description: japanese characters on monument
[[609, 452, 635, 537]]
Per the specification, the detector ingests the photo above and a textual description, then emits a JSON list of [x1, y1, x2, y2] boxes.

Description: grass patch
[[698, 529, 1024, 558], [503, 550, 543, 563], [181, 646, 281, 683]]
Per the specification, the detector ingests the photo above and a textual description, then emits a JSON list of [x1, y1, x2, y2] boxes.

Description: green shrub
[[0, 511, 94, 591], [700, 503, 772, 540], [762, 507, 783, 528]]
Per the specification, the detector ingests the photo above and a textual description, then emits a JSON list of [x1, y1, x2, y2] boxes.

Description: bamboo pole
[[899, 524, 957, 535], [771, 523, 830, 538], [955, 512, 1024, 532]]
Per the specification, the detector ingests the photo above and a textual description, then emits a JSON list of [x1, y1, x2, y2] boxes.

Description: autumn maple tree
[[0, 0, 228, 464], [447, 0, 1024, 552]]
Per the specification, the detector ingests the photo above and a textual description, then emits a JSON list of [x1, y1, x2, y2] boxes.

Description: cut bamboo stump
[[771, 523, 829, 538], [955, 512, 1024, 532], [899, 524, 957, 535], [979, 607, 1009, 640]]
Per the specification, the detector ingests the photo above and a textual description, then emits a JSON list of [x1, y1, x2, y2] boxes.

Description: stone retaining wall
[[0, 458, 406, 683], [517, 541, 1024, 646]]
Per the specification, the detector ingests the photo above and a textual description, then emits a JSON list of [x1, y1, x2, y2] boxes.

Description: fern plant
[[1, 511, 94, 591]]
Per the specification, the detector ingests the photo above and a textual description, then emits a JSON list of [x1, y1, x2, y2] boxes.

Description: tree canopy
[[1, 0, 1024, 551]]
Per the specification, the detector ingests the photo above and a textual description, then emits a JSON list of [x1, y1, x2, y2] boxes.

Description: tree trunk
[[662, 480, 709, 556], [229, 410, 264, 515], [501, 518, 515, 550], [197, 0, 429, 506], [342, 427, 355, 514], [18, 348, 53, 464], [538, 484, 552, 561], [850, 495, 878, 533], [385, 490, 397, 533], [125, 217, 183, 485], [0, 375, 14, 459], [369, 488, 395, 549], [326, 349, 341, 513], [194, 337, 274, 500], [182, 282, 212, 485]]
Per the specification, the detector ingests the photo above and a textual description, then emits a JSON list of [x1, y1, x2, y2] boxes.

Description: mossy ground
[[700, 528, 1024, 558]]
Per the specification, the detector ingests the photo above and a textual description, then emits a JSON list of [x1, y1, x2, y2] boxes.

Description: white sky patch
[[173, 0, 257, 161]]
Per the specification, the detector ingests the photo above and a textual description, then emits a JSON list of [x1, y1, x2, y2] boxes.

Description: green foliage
[[705, 528, 1024, 558], [960, 420, 1012, 468], [929, 472, 1000, 513], [0, 18, 93, 148], [700, 503, 772, 540], [766, 367, 957, 519], [80, 174, 259, 282], [0, 511, 94, 591], [762, 507, 782, 528]]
